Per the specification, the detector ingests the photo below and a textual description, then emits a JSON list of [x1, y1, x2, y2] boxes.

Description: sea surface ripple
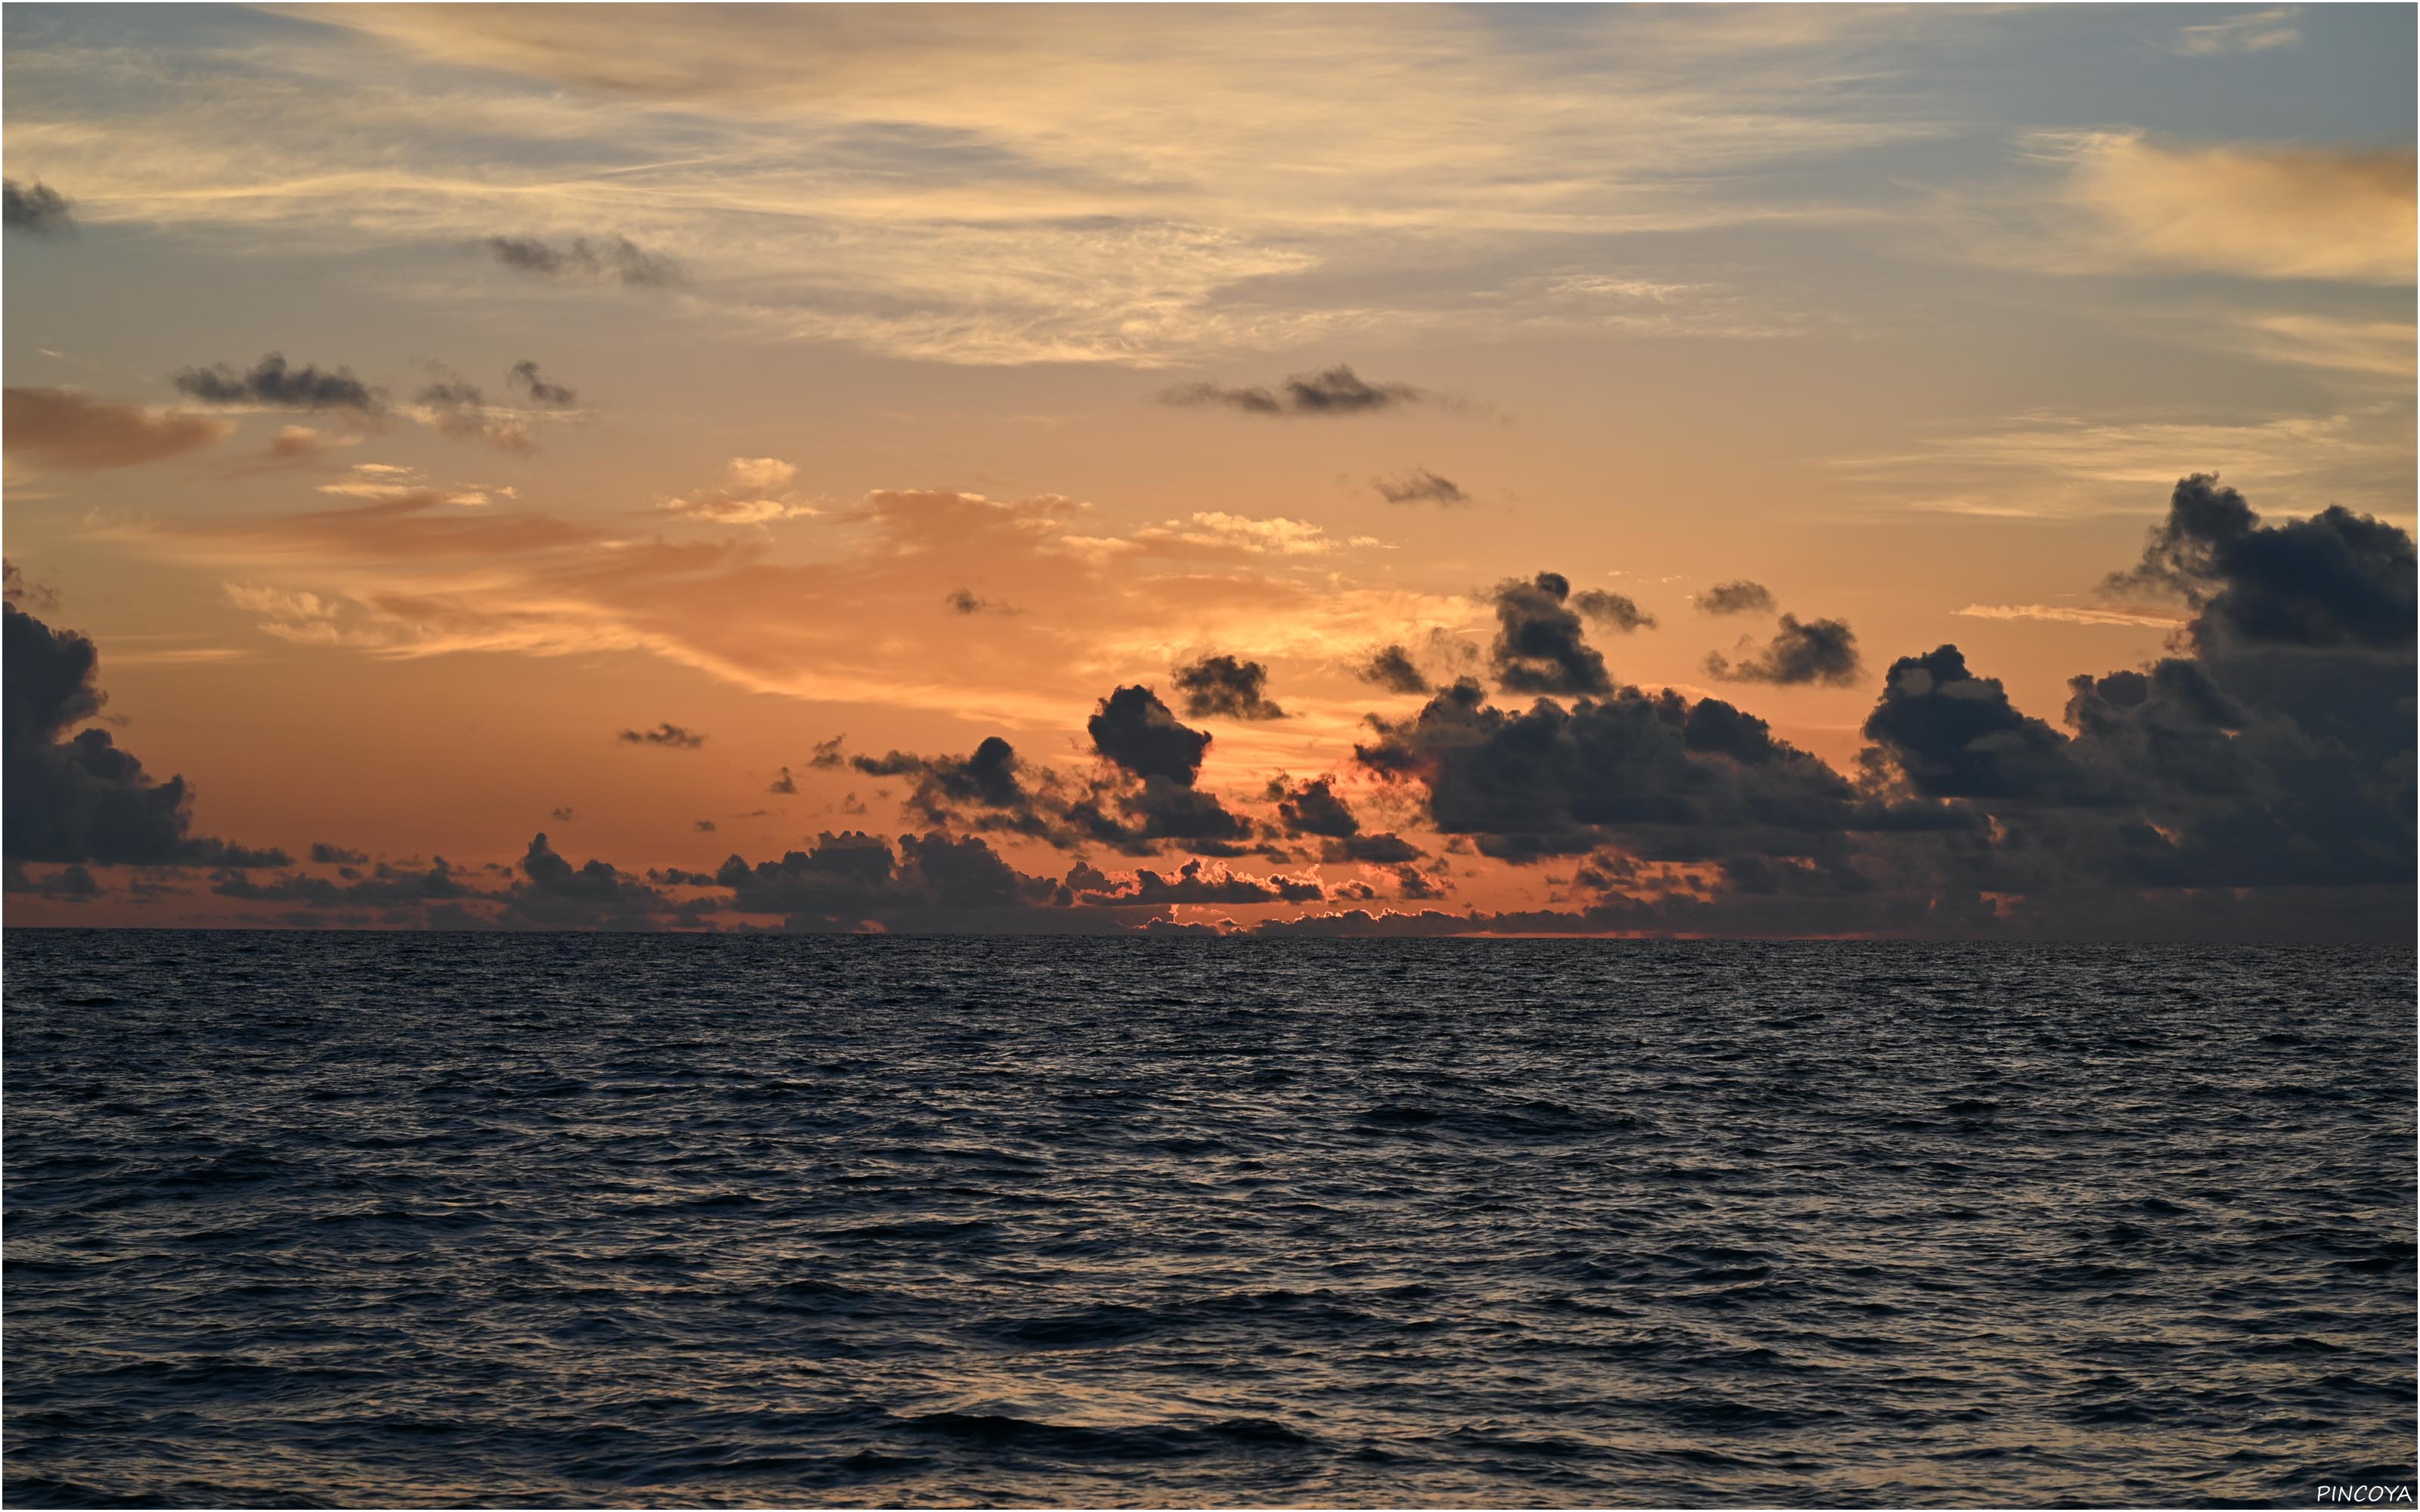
[[5, 931, 2413, 1507]]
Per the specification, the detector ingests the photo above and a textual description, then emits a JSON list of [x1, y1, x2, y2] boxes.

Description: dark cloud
[[1860, 646, 2092, 802], [1572, 588, 1655, 633], [213, 857, 482, 911], [2108, 473, 2415, 653], [944, 588, 1013, 615], [173, 354, 380, 411], [1488, 572, 1612, 697], [309, 842, 368, 865], [507, 832, 678, 928], [1267, 775, 1360, 838], [1373, 468, 1469, 507], [809, 735, 849, 769], [484, 234, 679, 287], [4, 387, 231, 471], [1705, 613, 1862, 686], [1698, 580, 1776, 616], [852, 736, 1063, 841], [619, 722, 706, 748], [8, 862, 101, 900], [1357, 643, 1431, 695], [1087, 685, 1212, 785], [415, 378, 533, 452], [1072, 857, 1323, 906], [715, 829, 1058, 927], [4, 603, 288, 869], [768, 767, 799, 795], [5, 560, 60, 614], [3, 179, 73, 236], [550, 806, 579, 821], [1357, 674, 1951, 866], [508, 360, 579, 408], [694, 819, 718, 832], [1174, 655, 1287, 720], [1158, 364, 1428, 417]]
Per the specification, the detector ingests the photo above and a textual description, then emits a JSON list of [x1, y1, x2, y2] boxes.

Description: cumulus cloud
[[1705, 613, 1862, 686], [2, 387, 231, 471], [2105, 472, 2414, 652], [1488, 572, 1613, 697], [1087, 685, 1212, 785], [619, 722, 706, 748], [309, 842, 368, 865], [1373, 468, 1469, 507], [1158, 364, 1429, 416], [483, 234, 679, 287], [174, 353, 380, 411], [944, 588, 1013, 614], [1572, 587, 1655, 632], [1174, 654, 1286, 720], [4, 602, 288, 869], [1357, 643, 1432, 694], [3, 178, 73, 236], [1696, 579, 1776, 615]]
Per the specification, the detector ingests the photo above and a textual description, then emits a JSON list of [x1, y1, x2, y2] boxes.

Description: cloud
[[944, 588, 1013, 615], [3, 178, 73, 236], [2044, 131, 2414, 284], [1159, 365, 1431, 417], [483, 234, 679, 287], [1572, 587, 1655, 633], [1696, 579, 1776, 616], [662, 457, 815, 524], [1488, 572, 1612, 697], [550, 805, 578, 821], [1860, 645, 2092, 801], [1131, 513, 1356, 557], [768, 766, 799, 795], [1174, 655, 1286, 720], [2, 387, 231, 471], [1705, 613, 1862, 686], [1373, 468, 1470, 507], [715, 829, 1058, 928], [2105, 472, 2415, 652], [413, 379, 534, 453], [309, 842, 368, 864], [1072, 857, 1323, 906], [619, 722, 706, 748], [1357, 643, 1431, 694], [2167, 7, 2300, 55], [508, 832, 681, 928], [173, 353, 381, 411], [3, 602, 288, 869], [508, 360, 579, 407], [1957, 603, 2187, 629], [1087, 685, 1212, 785]]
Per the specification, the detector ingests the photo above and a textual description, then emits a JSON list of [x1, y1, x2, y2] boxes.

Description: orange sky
[[4, 5, 2412, 936]]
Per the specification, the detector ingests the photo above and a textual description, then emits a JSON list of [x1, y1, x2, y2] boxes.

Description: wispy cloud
[[2166, 8, 2301, 56]]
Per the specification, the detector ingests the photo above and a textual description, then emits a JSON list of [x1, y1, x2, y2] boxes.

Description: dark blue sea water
[[5, 931, 2413, 1507]]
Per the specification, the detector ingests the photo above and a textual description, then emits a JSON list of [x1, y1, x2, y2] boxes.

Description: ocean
[[5, 931, 2413, 1507]]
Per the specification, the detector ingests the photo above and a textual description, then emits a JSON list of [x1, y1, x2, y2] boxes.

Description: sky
[[3, 2, 2412, 937]]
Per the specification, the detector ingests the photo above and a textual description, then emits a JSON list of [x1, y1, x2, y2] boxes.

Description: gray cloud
[[3, 178, 73, 236], [619, 722, 706, 748], [1705, 613, 1861, 686], [1373, 467, 1469, 507], [484, 234, 679, 287], [174, 354, 380, 411], [1697, 580, 1776, 616], [1159, 364, 1429, 417], [1174, 654, 1286, 720]]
